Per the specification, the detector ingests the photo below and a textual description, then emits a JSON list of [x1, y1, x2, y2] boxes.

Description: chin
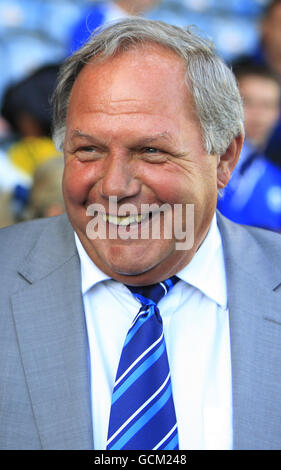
[[103, 239, 175, 276], [106, 258, 157, 277]]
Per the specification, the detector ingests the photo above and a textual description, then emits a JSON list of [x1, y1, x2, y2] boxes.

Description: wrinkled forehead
[[74, 41, 187, 87], [67, 43, 191, 117]]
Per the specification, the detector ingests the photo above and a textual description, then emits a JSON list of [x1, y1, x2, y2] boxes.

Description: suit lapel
[[11, 215, 93, 449], [217, 212, 281, 449]]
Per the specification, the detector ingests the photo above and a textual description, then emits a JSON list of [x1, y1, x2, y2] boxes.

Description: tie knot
[[126, 276, 179, 307]]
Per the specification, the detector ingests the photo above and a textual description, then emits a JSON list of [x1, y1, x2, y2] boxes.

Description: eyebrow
[[69, 129, 174, 146], [134, 133, 174, 147], [69, 129, 106, 145]]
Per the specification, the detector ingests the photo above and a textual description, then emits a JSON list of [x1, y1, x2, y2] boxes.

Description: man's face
[[239, 75, 280, 148], [63, 45, 222, 285]]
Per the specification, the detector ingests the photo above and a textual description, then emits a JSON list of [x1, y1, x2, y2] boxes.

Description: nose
[[100, 153, 141, 201]]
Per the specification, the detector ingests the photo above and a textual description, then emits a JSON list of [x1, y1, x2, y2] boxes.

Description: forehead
[[239, 75, 280, 98], [68, 44, 190, 116]]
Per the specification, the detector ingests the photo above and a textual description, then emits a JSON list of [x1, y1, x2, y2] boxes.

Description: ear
[[217, 134, 244, 189]]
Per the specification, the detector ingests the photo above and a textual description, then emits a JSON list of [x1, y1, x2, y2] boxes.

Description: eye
[[143, 147, 160, 154], [77, 146, 96, 152], [139, 147, 168, 163], [75, 145, 104, 161]]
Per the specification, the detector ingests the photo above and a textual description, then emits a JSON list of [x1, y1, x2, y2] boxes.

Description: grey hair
[[52, 17, 244, 156]]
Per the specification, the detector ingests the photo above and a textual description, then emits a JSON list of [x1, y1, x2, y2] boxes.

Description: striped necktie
[[106, 276, 179, 450]]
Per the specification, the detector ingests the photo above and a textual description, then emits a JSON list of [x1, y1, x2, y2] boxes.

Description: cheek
[[141, 165, 190, 204], [143, 165, 211, 206], [62, 164, 89, 204], [63, 161, 97, 205]]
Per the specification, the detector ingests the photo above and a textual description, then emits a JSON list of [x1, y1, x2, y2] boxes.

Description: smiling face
[[63, 44, 235, 285]]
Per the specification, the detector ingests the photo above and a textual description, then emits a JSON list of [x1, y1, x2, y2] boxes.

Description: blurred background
[[0, 0, 281, 233]]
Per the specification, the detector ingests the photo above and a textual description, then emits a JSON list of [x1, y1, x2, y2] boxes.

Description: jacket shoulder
[[217, 211, 281, 289], [220, 213, 281, 250], [0, 215, 69, 268]]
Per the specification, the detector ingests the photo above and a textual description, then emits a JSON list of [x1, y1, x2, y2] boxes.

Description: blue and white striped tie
[[106, 276, 179, 450]]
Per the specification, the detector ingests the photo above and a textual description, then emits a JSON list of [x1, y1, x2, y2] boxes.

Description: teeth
[[102, 213, 149, 226]]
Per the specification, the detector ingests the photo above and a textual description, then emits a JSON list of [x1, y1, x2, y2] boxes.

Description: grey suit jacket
[[0, 212, 280, 450]]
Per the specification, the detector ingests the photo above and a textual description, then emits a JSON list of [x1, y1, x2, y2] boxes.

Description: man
[[237, 65, 281, 150], [232, 0, 281, 168], [256, 0, 281, 78], [218, 64, 281, 231], [0, 18, 280, 450]]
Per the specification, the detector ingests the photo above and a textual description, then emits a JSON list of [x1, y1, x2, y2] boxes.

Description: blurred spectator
[[68, 0, 161, 54], [232, 0, 281, 167], [0, 148, 30, 192], [0, 191, 16, 228], [231, 0, 281, 86], [0, 63, 62, 225], [236, 64, 281, 151], [7, 137, 61, 179], [0, 156, 64, 228], [218, 63, 281, 232], [1, 63, 62, 177], [258, 0, 281, 77], [23, 156, 65, 220], [1, 63, 59, 139]]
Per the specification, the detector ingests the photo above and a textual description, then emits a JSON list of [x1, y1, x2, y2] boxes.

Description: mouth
[[102, 212, 151, 226]]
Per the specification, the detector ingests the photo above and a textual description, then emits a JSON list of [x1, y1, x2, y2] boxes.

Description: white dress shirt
[[74, 213, 232, 450]]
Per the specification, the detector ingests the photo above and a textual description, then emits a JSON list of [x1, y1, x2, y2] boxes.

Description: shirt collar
[[74, 212, 227, 308], [176, 213, 227, 309], [74, 233, 111, 294]]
